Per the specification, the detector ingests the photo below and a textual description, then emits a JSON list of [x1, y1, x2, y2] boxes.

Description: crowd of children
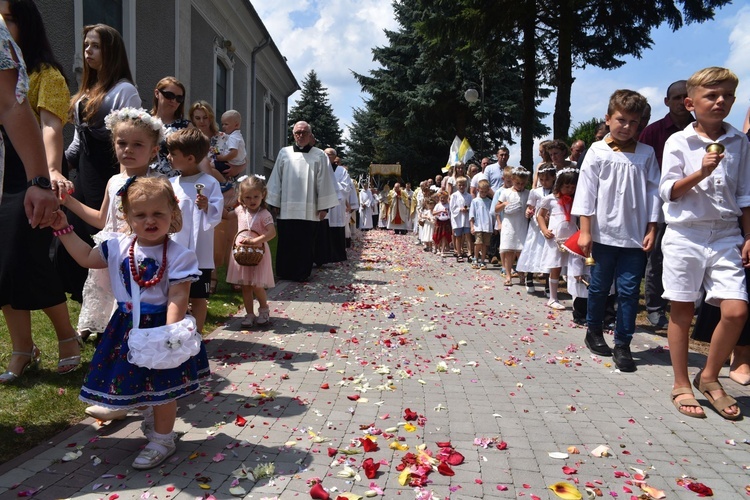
[[389, 67, 750, 421]]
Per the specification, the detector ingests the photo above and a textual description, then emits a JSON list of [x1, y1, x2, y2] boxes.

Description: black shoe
[[584, 328, 612, 356], [647, 311, 669, 328], [613, 344, 636, 372]]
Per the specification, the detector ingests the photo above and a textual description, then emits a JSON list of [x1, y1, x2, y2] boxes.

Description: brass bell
[[706, 143, 725, 155], [195, 183, 205, 196], [584, 256, 596, 266]]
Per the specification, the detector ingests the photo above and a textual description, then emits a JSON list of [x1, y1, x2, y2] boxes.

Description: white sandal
[[132, 434, 176, 470], [547, 299, 565, 310]]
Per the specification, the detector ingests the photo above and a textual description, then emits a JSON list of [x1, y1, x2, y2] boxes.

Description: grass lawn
[[0, 237, 276, 465]]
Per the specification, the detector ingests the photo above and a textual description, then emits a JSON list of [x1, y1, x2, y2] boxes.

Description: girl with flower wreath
[[60, 24, 141, 305], [60, 107, 166, 421], [50, 175, 209, 470]]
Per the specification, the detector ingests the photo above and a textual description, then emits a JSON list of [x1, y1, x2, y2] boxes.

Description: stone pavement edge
[[0, 229, 749, 499]]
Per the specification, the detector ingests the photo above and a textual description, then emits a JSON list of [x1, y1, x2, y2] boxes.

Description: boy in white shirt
[[214, 110, 246, 176], [167, 128, 224, 333], [572, 89, 660, 372], [449, 176, 473, 262], [469, 179, 495, 269], [661, 67, 750, 420]]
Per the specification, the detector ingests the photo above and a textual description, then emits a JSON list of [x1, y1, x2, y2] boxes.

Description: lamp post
[[464, 76, 486, 156]]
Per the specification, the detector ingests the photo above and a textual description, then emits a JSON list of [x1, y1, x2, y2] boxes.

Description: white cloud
[[253, 0, 397, 139], [725, 6, 750, 117]]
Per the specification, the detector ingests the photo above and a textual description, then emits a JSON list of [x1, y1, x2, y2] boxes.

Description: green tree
[[415, 0, 729, 163], [351, 0, 546, 180], [287, 70, 343, 151], [568, 117, 602, 148], [344, 104, 381, 179]]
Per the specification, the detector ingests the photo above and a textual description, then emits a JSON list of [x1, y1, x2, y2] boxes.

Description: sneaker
[[241, 313, 255, 328], [525, 285, 535, 293], [647, 311, 669, 328], [256, 307, 270, 325]]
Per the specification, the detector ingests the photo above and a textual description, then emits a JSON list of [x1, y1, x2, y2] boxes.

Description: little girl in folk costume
[[432, 190, 452, 256], [51, 176, 209, 470], [537, 168, 579, 310], [226, 175, 276, 328]]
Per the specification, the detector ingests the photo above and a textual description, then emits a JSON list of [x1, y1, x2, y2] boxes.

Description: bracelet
[[53, 225, 74, 237]]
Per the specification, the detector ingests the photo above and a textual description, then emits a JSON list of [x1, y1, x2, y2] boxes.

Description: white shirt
[[571, 138, 661, 248], [485, 163, 505, 192], [470, 171, 488, 196], [266, 146, 339, 221], [327, 165, 349, 227], [170, 173, 223, 268], [660, 122, 750, 224], [224, 129, 246, 166], [449, 190, 472, 228], [469, 195, 494, 232]]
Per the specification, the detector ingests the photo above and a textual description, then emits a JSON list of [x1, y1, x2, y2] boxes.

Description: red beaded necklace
[[129, 237, 168, 288]]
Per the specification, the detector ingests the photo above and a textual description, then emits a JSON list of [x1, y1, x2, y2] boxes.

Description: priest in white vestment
[[266, 122, 339, 281]]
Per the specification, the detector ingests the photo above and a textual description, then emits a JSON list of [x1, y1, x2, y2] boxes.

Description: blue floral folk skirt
[[79, 303, 210, 409]]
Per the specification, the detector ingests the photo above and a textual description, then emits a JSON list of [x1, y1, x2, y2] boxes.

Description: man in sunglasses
[[266, 121, 339, 281]]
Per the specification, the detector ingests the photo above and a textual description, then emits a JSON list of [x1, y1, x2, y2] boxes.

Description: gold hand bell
[[706, 143, 725, 154]]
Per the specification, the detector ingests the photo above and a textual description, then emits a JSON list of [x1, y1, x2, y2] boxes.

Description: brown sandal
[[693, 371, 741, 420], [671, 387, 705, 419]]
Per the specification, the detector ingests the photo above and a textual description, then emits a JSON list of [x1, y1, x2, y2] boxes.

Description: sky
[[254, 0, 750, 163]]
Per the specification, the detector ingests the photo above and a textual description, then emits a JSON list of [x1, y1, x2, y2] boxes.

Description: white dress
[[516, 187, 551, 274], [359, 189, 374, 230], [419, 209, 435, 243], [498, 188, 529, 251], [538, 194, 578, 270]]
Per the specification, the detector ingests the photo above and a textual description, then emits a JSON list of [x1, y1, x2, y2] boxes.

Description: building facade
[[38, 0, 298, 176]]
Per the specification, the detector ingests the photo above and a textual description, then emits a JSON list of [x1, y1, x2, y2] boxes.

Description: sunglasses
[[158, 89, 184, 103]]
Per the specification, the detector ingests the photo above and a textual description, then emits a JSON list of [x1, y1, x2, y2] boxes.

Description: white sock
[[549, 278, 559, 302]]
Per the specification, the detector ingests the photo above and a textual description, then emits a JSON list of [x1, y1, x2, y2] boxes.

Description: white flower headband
[[105, 107, 166, 143], [537, 165, 557, 175], [236, 174, 266, 183], [510, 167, 530, 177], [556, 167, 579, 176]]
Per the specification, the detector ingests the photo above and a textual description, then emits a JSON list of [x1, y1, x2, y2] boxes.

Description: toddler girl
[[419, 197, 436, 253], [432, 191, 452, 257], [496, 168, 530, 286], [226, 175, 276, 327], [51, 176, 209, 470], [537, 168, 579, 309]]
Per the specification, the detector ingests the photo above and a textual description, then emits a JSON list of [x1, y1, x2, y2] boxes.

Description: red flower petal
[[327, 447, 338, 457], [436, 441, 452, 448], [446, 451, 465, 466], [347, 394, 360, 401], [360, 437, 378, 452], [362, 457, 380, 479], [496, 441, 508, 450], [235, 415, 247, 427], [562, 466, 577, 475], [437, 462, 455, 476], [404, 408, 418, 421], [320, 383, 330, 389], [310, 483, 330, 500]]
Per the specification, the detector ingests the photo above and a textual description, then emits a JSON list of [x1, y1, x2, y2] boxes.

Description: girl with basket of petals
[[226, 175, 276, 327]]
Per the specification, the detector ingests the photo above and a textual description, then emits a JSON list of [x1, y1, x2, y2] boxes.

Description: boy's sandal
[[693, 371, 741, 420], [471, 263, 480, 269], [670, 387, 706, 419], [456, 257, 465, 263], [503, 279, 512, 286]]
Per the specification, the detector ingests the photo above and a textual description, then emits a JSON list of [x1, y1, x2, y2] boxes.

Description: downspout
[[250, 38, 270, 173]]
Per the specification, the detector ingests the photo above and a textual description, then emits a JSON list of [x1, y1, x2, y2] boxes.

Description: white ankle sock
[[549, 278, 559, 302]]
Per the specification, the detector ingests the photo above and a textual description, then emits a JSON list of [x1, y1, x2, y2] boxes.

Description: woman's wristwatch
[[27, 176, 52, 189]]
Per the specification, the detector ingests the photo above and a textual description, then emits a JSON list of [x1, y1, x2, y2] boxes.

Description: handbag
[[126, 271, 201, 370]]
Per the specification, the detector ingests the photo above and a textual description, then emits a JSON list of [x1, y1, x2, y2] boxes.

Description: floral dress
[[79, 234, 210, 409], [151, 118, 191, 177], [0, 18, 29, 203]]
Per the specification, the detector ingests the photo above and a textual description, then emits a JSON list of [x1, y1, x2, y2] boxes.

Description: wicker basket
[[232, 229, 264, 266]]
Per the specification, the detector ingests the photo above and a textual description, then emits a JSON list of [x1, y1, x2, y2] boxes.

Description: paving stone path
[[1, 229, 749, 499]]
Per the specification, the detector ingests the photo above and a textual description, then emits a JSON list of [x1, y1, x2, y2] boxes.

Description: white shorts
[[661, 221, 747, 306]]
